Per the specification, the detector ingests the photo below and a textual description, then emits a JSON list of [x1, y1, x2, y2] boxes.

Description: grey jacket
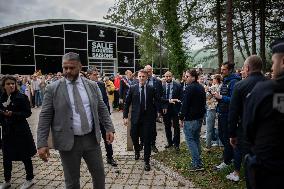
[[37, 77, 115, 151]]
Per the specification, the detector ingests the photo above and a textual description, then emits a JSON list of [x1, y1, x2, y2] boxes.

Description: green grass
[[153, 142, 246, 189]]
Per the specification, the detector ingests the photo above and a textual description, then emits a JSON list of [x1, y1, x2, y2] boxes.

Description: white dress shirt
[[66, 77, 93, 135]]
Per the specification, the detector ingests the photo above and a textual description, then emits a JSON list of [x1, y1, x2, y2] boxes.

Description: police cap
[[270, 37, 284, 54]]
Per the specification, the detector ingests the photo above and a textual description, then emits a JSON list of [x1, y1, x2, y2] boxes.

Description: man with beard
[[243, 37, 284, 189], [162, 71, 182, 151], [37, 52, 115, 189]]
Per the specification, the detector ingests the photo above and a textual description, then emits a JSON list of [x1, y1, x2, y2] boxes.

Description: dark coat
[[0, 91, 36, 160], [228, 72, 267, 138], [123, 84, 161, 125], [97, 81, 110, 113], [179, 81, 206, 121], [243, 73, 284, 172], [162, 81, 182, 115]]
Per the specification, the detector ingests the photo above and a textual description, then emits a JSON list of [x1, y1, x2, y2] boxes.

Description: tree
[[226, 0, 234, 64]]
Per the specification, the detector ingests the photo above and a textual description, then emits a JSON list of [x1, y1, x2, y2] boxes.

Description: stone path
[[0, 109, 197, 189]]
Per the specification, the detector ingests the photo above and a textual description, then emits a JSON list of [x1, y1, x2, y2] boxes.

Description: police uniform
[[243, 38, 284, 189]]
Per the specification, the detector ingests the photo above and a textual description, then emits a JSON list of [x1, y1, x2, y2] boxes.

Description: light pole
[[158, 24, 164, 78]]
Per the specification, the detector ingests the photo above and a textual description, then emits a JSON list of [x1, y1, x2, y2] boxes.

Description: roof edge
[[0, 19, 141, 35]]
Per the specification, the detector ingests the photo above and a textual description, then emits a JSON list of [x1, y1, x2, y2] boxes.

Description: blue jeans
[[34, 90, 42, 106], [206, 109, 216, 147], [183, 119, 203, 167]]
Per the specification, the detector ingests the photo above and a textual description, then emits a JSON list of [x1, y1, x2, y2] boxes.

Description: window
[[0, 29, 33, 46], [34, 25, 64, 37], [1, 65, 35, 74], [117, 37, 134, 52], [1, 45, 34, 65], [35, 36, 64, 55], [65, 31, 87, 49], [35, 55, 62, 74], [88, 25, 116, 42]]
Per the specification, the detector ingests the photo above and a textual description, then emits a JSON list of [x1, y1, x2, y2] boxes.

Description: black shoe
[[174, 146, 180, 152], [151, 145, 158, 153], [107, 158, 118, 167], [135, 153, 140, 160], [144, 163, 151, 171], [165, 144, 173, 149], [188, 165, 205, 172]]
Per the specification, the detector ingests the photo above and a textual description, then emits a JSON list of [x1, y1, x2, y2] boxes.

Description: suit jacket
[[119, 77, 132, 101], [96, 81, 110, 113], [37, 77, 115, 151], [123, 84, 160, 125], [162, 81, 182, 115]]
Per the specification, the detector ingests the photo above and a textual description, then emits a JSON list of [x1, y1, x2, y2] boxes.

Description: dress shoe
[[175, 146, 180, 152], [151, 145, 159, 153], [165, 144, 173, 149], [144, 163, 151, 171], [135, 153, 140, 160], [139, 143, 144, 151], [107, 158, 118, 167]]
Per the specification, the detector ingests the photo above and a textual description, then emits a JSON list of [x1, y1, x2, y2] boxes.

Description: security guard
[[243, 37, 284, 189]]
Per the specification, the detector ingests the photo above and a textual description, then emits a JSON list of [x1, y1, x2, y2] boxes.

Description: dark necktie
[[166, 83, 171, 99], [140, 85, 145, 111], [72, 81, 89, 134]]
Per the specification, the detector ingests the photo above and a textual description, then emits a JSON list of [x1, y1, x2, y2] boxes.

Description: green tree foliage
[[105, 0, 284, 73]]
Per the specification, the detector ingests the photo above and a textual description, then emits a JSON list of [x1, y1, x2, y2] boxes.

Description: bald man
[[162, 71, 182, 151], [227, 55, 266, 182]]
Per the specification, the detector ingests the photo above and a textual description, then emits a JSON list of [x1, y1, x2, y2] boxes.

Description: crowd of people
[[0, 37, 283, 189]]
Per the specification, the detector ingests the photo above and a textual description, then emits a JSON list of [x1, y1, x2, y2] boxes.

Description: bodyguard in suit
[[162, 71, 182, 151], [37, 52, 115, 189], [123, 69, 161, 171], [87, 67, 117, 167], [144, 65, 163, 153]]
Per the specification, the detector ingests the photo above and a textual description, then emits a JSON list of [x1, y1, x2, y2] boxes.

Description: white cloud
[[0, 0, 115, 27]]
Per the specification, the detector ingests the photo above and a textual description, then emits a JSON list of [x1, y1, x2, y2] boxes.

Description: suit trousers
[[163, 111, 180, 147], [100, 123, 113, 159], [131, 115, 153, 163], [59, 132, 105, 189]]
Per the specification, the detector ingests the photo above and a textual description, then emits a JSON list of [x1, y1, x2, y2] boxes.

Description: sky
[[0, 0, 203, 50]]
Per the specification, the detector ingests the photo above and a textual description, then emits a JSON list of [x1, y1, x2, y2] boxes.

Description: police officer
[[243, 37, 284, 189]]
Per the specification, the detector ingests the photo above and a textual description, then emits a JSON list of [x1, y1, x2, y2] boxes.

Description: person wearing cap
[[243, 37, 284, 189]]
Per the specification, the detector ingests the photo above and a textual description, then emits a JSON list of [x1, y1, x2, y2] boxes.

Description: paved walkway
[[0, 109, 197, 189]]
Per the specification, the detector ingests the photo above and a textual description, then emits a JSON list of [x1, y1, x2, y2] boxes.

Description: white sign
[[91, 41, 114, 59]]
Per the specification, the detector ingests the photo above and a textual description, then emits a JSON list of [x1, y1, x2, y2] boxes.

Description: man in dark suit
[[162, 71, 182, 151], [119, 70, 133, 107], [87, 67, 117, 167], [123, 69, 161, 171], [37, 52, 115, 189], [144, 65, 163, 153]]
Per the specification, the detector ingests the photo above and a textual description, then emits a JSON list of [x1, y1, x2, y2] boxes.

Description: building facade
[[0, 19, 143, 75]]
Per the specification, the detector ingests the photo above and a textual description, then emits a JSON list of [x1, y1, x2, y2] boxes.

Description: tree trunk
[[259, 0, 266, 70], [226, 0, 234, 64], [235, 31, 246, 61], [251, 0, 257, 54], [238, 7, 251, 57], [216, 0, 223, 72]]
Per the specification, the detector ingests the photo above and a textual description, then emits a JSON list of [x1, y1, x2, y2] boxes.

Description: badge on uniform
[[273, 93, 284, 113]]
